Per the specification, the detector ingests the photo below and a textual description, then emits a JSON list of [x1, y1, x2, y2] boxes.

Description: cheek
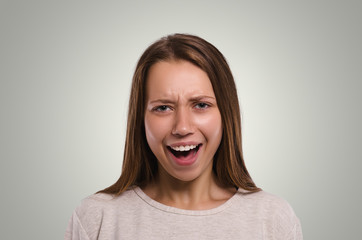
[[144, 116, 157, 148], [208, 120, 223, 145], [144, 114, 168, 148], [196, 112, 223, 141]]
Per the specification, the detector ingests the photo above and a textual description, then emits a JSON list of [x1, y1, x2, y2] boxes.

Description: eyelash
[[153, 105, 172, 112], [194, 102, 210, 109], [152, 102, 210, 112]]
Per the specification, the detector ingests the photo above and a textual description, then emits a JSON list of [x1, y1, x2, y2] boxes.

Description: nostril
[[172, 121, 194, 136], [172, 109, 194, 136], [171, 128, 194, 137]]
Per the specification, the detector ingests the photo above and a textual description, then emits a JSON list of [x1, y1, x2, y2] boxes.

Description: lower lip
[[168, 145, 202, 166]]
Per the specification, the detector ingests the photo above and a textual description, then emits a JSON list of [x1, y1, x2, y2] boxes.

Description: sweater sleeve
[[64, 211, 91, 240], [272, 208, 303, 240], [262, 195, 303, 240], [64, 194, 107, 240]]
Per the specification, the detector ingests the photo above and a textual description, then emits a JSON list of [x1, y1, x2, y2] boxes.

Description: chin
[[170, 172, 200, 182], [161, 162, 212, 183]]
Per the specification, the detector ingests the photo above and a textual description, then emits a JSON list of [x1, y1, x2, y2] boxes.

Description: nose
[[171, 107, 194, 137]]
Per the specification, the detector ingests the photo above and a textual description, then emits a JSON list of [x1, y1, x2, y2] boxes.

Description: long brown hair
[[99, 33, 260, 195]]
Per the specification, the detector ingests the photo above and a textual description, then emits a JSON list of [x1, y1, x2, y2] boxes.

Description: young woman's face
[[144, 60, 223, 182]]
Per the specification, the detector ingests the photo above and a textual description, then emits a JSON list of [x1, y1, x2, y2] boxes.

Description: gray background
[[1, 1, 361, 239]]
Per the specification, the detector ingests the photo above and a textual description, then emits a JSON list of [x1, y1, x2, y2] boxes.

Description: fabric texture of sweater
[[65, 186, 302, 240]]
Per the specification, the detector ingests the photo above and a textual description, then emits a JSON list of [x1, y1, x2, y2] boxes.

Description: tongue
[[172, 149, 196, 160]]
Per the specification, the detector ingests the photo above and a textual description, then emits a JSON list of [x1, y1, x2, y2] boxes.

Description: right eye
[[153, 105, 171, 112]]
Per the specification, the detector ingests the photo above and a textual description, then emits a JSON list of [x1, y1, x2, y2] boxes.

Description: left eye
[[195, 103, 209, 109]]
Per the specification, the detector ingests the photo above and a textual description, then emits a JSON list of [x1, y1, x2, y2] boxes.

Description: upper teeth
[[171, 145, 197, 151]]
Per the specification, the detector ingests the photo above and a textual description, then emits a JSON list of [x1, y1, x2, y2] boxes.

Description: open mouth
[[167, 144, 202, 159]]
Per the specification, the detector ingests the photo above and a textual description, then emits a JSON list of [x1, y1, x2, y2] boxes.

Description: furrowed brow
[[189, 95, 216, 102], [149, 99, 176, 104]]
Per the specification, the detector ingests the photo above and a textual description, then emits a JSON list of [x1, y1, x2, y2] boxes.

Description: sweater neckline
[[133, 186, 242, 216]]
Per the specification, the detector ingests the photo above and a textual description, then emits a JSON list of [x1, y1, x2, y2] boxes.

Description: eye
[[153, 105, 171, 112], [194, 102, 210, 109]]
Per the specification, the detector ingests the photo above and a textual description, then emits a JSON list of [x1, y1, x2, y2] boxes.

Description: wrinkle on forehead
[[146, 60, 215, 103]]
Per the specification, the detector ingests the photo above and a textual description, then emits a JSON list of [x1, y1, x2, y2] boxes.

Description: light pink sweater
[[65, 187, 302, 239]]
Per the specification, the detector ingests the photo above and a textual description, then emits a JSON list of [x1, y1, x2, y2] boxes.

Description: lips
[[167, 143, 202, 166]]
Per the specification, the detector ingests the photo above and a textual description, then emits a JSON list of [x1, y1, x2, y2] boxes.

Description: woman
[[65, 34, 302, 239]]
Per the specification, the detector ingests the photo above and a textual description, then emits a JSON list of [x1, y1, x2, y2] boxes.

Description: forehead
[[146, 60, 215, 99]]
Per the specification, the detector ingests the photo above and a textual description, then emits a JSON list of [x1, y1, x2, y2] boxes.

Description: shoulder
[[75, 188, 137, 218], [236, 190, 303, 239], [66, 188, 137, 239], [241, 190, 296, 216]]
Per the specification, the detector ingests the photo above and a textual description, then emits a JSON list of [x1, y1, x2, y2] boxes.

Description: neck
[[142, 164, 236, 210]]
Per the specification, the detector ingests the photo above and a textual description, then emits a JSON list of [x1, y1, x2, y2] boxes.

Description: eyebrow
[[149, 99, 175, 104], [149, 95, 216, 104], [189, 95, 216, 102]]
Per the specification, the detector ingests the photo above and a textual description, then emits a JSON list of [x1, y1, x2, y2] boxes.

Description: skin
[[143, 60, 235, 210]]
